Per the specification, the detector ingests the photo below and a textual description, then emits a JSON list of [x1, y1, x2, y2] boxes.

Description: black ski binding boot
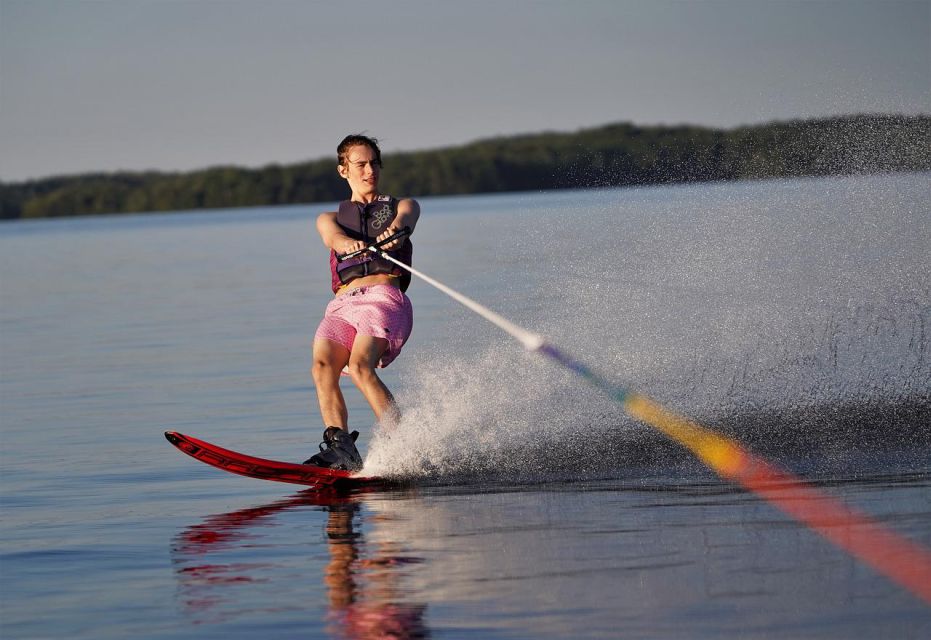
[[303, 426, 363, 471]]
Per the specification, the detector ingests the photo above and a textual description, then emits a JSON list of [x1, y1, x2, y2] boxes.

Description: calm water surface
[[2, 173, 930, 638]]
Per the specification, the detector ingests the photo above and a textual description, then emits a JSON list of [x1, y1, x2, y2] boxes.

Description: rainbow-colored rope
[[379, 249, 931, 605]]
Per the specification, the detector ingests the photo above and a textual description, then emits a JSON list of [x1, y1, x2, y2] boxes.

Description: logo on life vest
[[370, 204, 393, 230]]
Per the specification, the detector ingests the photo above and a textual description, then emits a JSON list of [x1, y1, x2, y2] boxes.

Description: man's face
[[339, 144, 380, 197]]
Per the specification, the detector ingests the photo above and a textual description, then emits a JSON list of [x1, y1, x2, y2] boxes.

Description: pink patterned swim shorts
[[314, 284, 413, 368]]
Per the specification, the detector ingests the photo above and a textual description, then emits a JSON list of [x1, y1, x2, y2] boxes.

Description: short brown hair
[[337, 134, 382, 167]]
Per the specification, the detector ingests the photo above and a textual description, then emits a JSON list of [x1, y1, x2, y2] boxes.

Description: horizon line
[[3, 111, 928, 186]]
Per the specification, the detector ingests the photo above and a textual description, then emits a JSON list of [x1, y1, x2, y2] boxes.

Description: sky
[[0, 0, 928, 182]]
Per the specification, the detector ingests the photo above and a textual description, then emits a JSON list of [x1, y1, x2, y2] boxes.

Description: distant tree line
[[2, 114, 928, 219]]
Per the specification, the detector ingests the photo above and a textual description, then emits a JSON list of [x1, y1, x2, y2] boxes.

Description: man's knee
[[346, 359, 378, 385], [312, 356, 341, 383]]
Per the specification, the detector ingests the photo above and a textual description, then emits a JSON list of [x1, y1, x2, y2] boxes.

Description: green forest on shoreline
[[2, 114, 928, 220]]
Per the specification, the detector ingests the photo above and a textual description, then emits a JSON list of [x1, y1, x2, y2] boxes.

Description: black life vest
[[328, 195, 413, 293]]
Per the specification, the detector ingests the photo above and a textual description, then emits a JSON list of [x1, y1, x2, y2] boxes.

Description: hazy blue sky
[[1, 0, 928, 181]]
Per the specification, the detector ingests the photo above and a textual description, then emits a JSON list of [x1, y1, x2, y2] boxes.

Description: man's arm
[[377, 198, 420, 250], [317, 211, 365, 255]]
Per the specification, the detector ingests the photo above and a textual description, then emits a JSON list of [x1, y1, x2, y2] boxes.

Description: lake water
[[1, 173, 929, 638]]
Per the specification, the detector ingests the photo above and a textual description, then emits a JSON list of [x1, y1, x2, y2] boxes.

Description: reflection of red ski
[[165, 431, 383, 488]]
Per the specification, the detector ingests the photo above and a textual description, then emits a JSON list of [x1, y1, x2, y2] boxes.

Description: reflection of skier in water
[[171, 491, 429, 638], [324, 501, 429, 639]]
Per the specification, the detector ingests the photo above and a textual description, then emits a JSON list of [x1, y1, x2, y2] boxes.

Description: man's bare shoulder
[[397, 198, 420, 213]]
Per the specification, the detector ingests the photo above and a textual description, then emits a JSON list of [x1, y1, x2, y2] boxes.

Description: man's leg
[[312, 338, 351, 428], [308, 337, 366, 470], [346, 334, 400, 426]]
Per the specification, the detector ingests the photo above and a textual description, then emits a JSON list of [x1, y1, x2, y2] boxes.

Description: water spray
[[341, 229, 931, 605]]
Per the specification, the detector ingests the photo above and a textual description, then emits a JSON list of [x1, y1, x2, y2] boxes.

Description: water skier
[[305, 134, 420, 470]]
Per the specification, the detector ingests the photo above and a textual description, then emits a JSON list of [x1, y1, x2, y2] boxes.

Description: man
[[305, 134, 420, 471]]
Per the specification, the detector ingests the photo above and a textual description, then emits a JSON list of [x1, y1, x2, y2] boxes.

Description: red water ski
[[165, 431, 382, 488]]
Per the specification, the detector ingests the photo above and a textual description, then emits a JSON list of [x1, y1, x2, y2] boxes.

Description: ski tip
[[165, 431, 181, 445]]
